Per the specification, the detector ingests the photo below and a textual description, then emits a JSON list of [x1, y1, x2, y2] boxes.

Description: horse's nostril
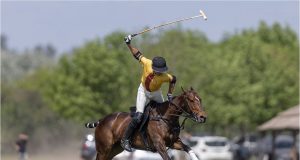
[[197, 116, 207, 123]]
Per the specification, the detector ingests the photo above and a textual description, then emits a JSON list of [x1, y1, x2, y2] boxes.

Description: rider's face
[[154, 71, 163, 76]]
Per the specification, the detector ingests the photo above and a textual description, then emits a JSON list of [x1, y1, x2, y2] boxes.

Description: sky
[[1, 1, 299, 54]]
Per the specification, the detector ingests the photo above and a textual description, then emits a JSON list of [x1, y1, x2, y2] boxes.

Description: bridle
[[152, 93, 203, 130], [168, 95, 202, 121]]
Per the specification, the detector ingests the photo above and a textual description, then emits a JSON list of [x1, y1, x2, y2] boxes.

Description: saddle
[[129, 101, 158, 150]]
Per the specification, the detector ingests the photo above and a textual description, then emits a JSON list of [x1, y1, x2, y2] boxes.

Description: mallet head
[[199, 10, 207, 20]]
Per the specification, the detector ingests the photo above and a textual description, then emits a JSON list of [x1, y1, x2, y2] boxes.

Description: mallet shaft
[[131, 10, 207, 37]]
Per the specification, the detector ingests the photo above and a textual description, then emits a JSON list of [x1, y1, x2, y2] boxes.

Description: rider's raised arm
[[127, 45, 143, 61], [124, 35, 143, 61]]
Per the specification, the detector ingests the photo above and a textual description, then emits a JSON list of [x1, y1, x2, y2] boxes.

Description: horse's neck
[[157, 96, 184, 121]]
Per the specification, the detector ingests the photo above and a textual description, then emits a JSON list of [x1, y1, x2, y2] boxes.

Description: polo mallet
[[131, 10, 207, 37]]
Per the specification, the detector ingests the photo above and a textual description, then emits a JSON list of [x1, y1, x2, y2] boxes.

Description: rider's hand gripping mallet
[[131, 10, 207, 37]]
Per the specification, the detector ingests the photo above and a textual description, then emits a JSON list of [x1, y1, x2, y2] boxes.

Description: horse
[[85, 87, 207, 160]]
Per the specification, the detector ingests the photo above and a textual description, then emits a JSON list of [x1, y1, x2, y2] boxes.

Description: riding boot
[[121, 112, 143, 152]]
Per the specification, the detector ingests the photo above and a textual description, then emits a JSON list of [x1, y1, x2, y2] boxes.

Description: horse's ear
[[190, 87, 194, 91], [181, 86, 186, 93]]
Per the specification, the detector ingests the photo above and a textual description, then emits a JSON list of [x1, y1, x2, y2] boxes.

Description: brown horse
[[85, 87, 207, 160]]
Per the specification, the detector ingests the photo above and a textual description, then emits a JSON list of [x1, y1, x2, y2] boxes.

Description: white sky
[[1, 1, 299, 54]]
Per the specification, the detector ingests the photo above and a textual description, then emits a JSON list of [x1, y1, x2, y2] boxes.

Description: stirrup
[[121, 139, 133, 152]]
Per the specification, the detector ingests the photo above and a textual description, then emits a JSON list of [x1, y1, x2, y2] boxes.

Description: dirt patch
[[2, 140, 83, 160]]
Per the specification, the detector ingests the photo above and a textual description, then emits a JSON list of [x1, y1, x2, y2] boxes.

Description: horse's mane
[[151, 95, 181, 116]]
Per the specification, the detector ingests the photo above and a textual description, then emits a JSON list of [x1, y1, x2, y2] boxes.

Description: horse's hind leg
[[95, 144, 123, 160], [95, 123, 115, 160], [96, 152, 109, 160], [108, 142, 124, 159]]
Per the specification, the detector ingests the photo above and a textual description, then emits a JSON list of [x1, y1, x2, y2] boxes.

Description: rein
[[168, 101, 193, 119], [151, 96, 196, 130]]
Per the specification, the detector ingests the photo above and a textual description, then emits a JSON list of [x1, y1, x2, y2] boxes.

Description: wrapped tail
[[85, 121, 99, 128]]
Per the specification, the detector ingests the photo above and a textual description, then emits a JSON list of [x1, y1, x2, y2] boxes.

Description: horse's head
[[179, 87, 207, 123]]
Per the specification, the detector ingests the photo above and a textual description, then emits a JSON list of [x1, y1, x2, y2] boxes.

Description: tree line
[[1, 21, 299, 152]]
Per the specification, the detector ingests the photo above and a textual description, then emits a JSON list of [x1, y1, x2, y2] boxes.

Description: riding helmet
[[152, 56, 168, 73]]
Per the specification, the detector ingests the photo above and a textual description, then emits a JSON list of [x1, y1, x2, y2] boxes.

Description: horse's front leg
[[171, 138, 199, 160], [148, 122, 172, 160], [154, 141, 172, 160]]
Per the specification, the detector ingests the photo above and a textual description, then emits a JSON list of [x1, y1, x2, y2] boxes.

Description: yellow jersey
[[140, 57, 173, 92]]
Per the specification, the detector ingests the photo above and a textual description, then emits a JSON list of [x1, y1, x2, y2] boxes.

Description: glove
[[124, 35, 132, 44], [167, 93, 173, 102]]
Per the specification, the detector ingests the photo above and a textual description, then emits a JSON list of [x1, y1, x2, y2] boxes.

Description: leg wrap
[[188, 150, 199, 160]]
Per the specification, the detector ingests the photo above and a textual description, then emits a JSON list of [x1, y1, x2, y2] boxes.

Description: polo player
[[121, 35, 177, 152]]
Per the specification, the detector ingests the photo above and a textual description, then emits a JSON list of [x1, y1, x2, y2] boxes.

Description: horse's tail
[[85, 121, 100, 128]]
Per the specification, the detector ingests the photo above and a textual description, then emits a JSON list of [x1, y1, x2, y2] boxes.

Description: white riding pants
[[136, 83, 164, 113]]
